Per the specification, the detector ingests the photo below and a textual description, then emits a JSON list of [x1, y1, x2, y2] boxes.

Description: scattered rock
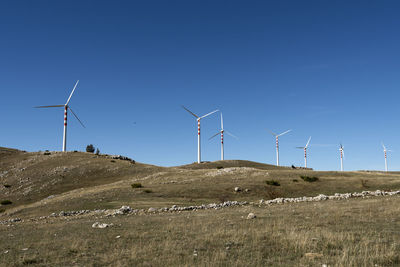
[[116, 206, 132, 215], [234, 187, 241, 192], [245, 188, 250, 192], [259, 190, 400, 206], [21, 248, 28, 251], [247, 213, 256, 219], [193, 249, 198, 257], [116, 235, 121, 239], [92, 222, 113, 229], [4, 250, 8, 254], [148, 207, 157, 213]]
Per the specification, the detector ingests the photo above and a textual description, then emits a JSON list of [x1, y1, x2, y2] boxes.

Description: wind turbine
[[382, 143, 392, 172], [182, 106, 219, 163], [35, 80, 85, 152], [296, 136, 311, 168], [209, 112, 238, 160], [269, 129, 291, 166], [339, 143, 345, 171]]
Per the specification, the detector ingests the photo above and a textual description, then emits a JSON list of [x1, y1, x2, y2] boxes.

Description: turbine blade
[[181, 105, 199, 118], [277, 129, 292, 137], [225, 130, 238, 139], [221, 112, 224, 130], [305, 136, 311, 148], [34, 105, 64, 108], [200, 109, 219, 119], [208, 132, 220, 140], [296, 147, 304, 149], [382, 142, 386, 151], [68, 107, 86, 128], [65, 80, 79, 105]]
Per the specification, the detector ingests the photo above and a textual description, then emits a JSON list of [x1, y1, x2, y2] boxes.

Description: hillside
[[1, 147, 400, 266], [176, 159, 293, 170], [1, 147, 400, 219], [0, 148, 163, 213]]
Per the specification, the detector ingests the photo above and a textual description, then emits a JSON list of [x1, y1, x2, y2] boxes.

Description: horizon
[[1, 1, 400, 171]]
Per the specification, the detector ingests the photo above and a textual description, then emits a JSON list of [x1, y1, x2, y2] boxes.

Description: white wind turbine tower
[[269, 129, 291, 166], [296, 136, 311, 168], [182, 106, 219, 163], [209, 112, 238, 160], [339, 143, 345, 171], [35, 80, 85, 152], [382, 143, 392, 172]]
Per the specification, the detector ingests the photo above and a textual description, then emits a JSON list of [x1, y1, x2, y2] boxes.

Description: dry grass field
[[1, 147, 400, 266]]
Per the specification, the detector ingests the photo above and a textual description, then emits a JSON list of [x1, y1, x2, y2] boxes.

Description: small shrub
[[131, 183, 143, 189], [292, 179, 298, 182], [216, 166, 224, 170], [265, 180, 280, 186], [0, 209, 5, 213], [300, 175, 319, 182], [110, 160, 116, 163], [3, 184, 11, 188], [144, 189, 152, 193], [95, 148, 100, 155], [1, 200, 12, 205]]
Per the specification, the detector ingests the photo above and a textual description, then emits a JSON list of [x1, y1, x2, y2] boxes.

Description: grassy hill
[[2, 147, 400, 218], [1, 147, 400, 266]]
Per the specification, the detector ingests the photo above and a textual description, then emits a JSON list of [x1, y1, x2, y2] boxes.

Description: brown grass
[[1, 147, 400, 265], [1, 196, 399, 266]]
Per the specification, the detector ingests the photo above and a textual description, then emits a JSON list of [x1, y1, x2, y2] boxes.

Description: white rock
[[234, 187, 241, 192], [92, 222, 112, 228], [247, 213, 256, 219]]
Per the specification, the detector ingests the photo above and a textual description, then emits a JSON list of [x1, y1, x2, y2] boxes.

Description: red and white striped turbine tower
[[269, 129, 291, 166], [382, 142, 392, 172], [35, 80, 85, 152], [296, 136, 311, 168], [209, 112, 237, 160], [182, 106, 219, 163]]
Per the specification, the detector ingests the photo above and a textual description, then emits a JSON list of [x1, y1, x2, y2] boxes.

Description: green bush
[[1, 200, 12, 205], [292, 179, 298, 182], [216, 166, 224, 170], [3, 184, 11, 188], [131, 183, 143, 189], [265, 180, 280, 186], [300, 175, 319, 182], [86, 144, 95, 153], [144, 189, 152, 193]]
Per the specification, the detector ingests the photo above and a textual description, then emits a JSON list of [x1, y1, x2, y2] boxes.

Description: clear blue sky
[[1, 0, 400, 170]]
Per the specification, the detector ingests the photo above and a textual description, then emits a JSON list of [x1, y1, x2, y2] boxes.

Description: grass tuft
[[144, 189, 152, 193], [22, 258, 40, 265], [131, 183, 143, 189], [300, 175, 319, 182], [1, 200, 12, 205], [265, 180, 280, 186]]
